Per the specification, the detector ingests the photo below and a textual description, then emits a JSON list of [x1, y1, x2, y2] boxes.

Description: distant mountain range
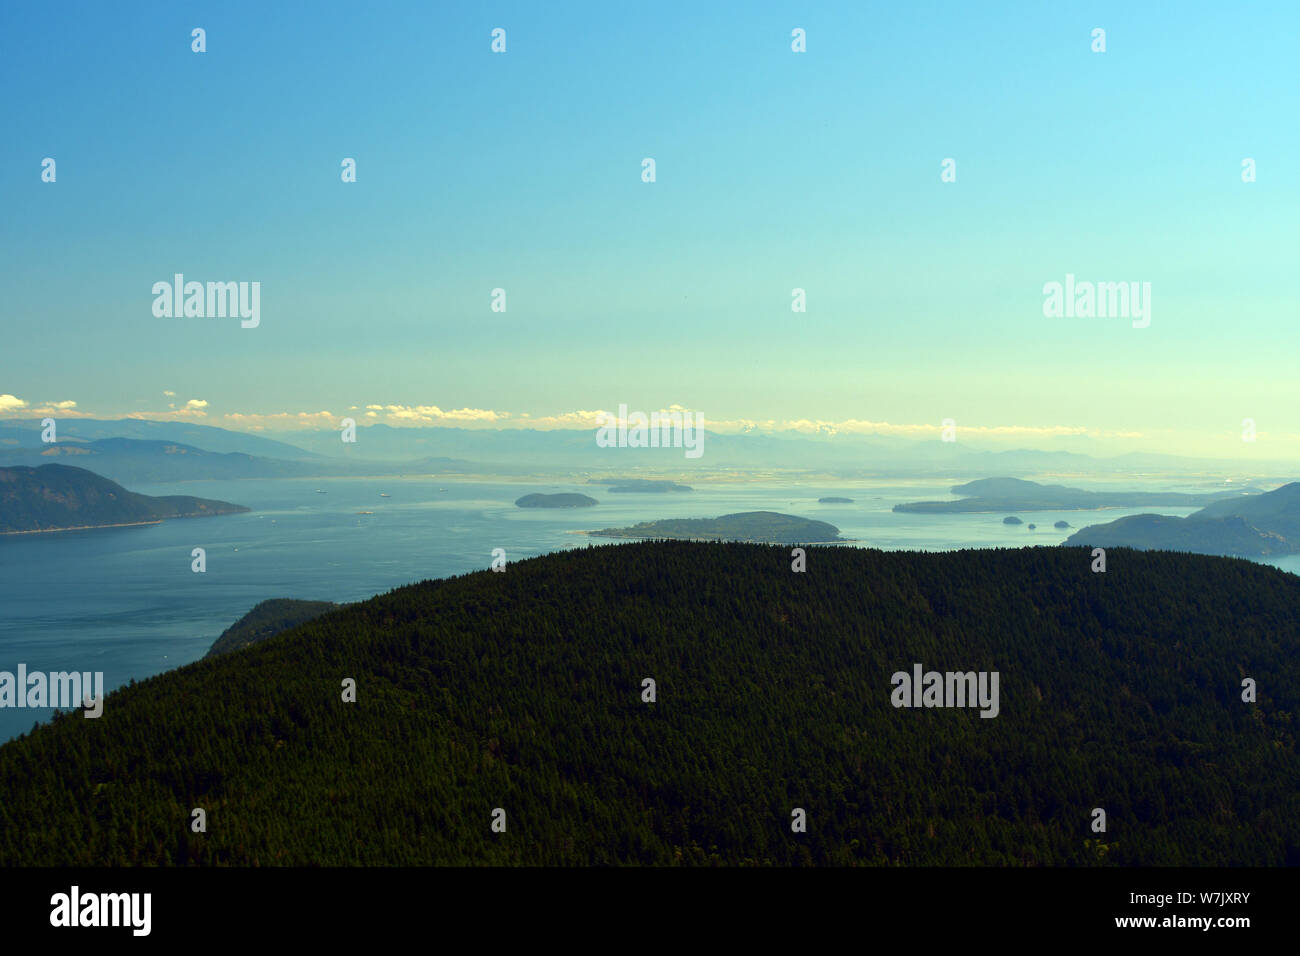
[[254, 422, 1300, 478], [0, 435, 484, 485], [5, 418, 1296, 482], [0, 464, 248, 534], [0, 418, 318, 459], [1067, 482, 1300, 556], [894, 477, 1256, 513], [254, 423, 1120, 473]]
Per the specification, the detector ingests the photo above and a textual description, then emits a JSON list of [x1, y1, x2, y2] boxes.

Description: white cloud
[[0, 395, 88, 417], [127, 399, 207, 421], [376, 404, 507, 424], [84, 399, 1144, 445], [221, 411, 340, 431]]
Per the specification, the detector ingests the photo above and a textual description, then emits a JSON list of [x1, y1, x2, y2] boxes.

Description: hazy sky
[[2, 1, 1298, 457]]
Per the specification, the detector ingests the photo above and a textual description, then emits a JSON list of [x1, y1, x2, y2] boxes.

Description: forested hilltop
[[1, 541, 1297, 866]]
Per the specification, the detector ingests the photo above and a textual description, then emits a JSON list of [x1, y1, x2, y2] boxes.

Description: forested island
[[588, 479, 693, 493], [515, 493, 598, 508], [586, 511, 843, 543], [0, 541, 1296, 866], [818, 497, 854, 503], [894, 477, 1253, 514], [0, 463, 248, 534], [1066, 481, 1300, 556]]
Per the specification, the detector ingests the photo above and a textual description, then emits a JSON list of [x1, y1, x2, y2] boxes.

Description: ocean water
[[0, 476, 1292, 742]]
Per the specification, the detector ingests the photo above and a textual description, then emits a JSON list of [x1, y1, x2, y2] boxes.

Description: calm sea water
[[2, 476, 1295, 742]]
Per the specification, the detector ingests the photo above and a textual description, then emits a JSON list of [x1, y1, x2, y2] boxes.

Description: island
[[818, 497, 854, 504], [0, 463, 249, 534], [1054, 520, 1071, 529], [206, 599, 340, 658], [515, 493, 599, 508], [894, 477, 1255, 514], [1065, 481, 1300, 556], [588, 479, 692, 494], [1003, 516, 1023, 525], [585, 511, 843, 544]]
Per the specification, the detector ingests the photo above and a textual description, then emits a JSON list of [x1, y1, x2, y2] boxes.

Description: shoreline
[[0, 520, 165, 536], [0, 511, 247, 536]]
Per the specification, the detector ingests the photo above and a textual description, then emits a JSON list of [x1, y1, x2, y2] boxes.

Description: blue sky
[[2, 1, 1298, 456]]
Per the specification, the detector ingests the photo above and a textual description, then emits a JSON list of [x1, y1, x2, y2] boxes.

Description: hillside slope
[[1067, 482, 1300, 556], [0, 542, 1297, 865], [205, 599, 341, 658], [894, 477, 1250, 513], [0, 463, 248, 533]]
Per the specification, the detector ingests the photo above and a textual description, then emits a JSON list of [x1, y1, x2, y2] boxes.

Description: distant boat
[[379, 493, 391, 498], [439, 488, 447, 492], [356, 511, 374, 515], [315, 489, 327, 494]]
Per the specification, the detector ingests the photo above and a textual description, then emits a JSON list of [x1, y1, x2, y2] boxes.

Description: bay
[[0, 475, 1285, 742]]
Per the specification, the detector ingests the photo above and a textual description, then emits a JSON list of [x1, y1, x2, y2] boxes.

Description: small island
[[585, 511, 843, 544], [1003, 516, 1023, 525], [818, 497, 854, 504], [589, 479, 692, 494], [1054, 520, 1071, 529], [1027, 523, 1037, 530], [515, 493, 599, 509]]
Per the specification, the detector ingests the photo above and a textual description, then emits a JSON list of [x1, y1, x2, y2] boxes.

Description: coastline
[[0, 510, 247, 536], [0, 519, 165, 536]]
